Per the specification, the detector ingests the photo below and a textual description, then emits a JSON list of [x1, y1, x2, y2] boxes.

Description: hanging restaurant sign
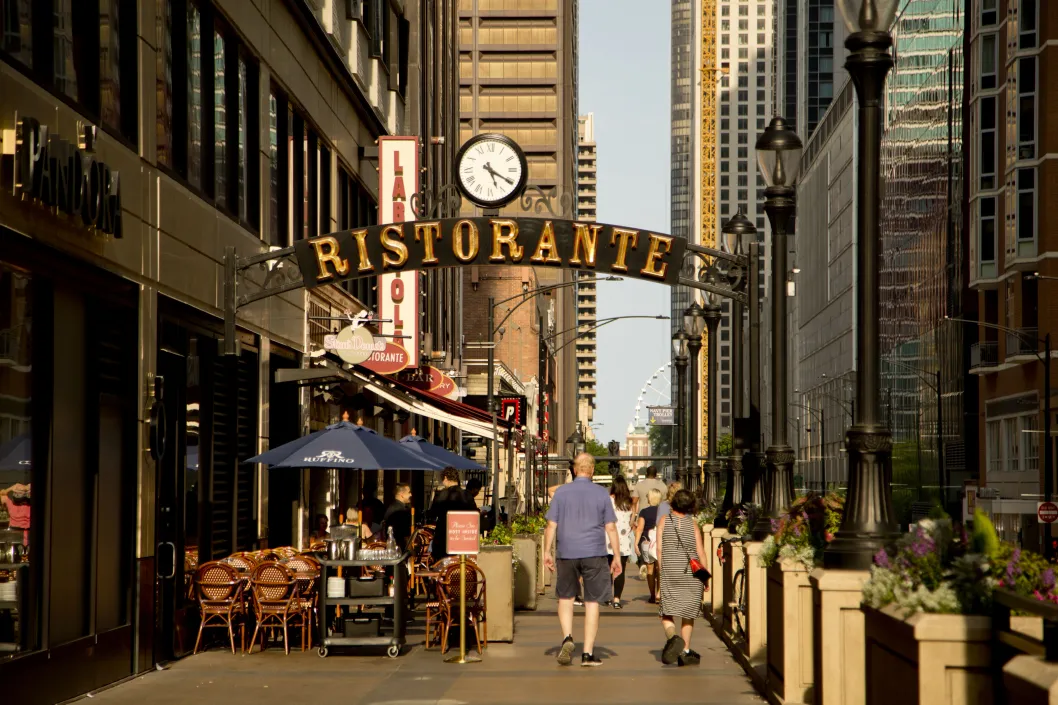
[[10, 116, 123, 237], [292, 217, 686, 288], [324, 325, 385, 365]]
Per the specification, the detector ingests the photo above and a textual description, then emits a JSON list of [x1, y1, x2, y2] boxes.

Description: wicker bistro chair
[[436, 560, 487, 655], [193, 561, 247, 655], [248, 562, 307, 654], [422, 557, 459, 649], [408, 529, 435, 596], [226, 552, 259, 573], [286, 554, 321, 645]]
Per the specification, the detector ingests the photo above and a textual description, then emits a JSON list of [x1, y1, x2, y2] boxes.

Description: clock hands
[[483, 162, 515, 186]]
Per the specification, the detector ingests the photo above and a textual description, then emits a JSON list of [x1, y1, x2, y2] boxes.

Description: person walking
[[607, 474, 635, 609], [657, 480, 683, 521], [633, 488, 662, 603], [427, 468, 476, 562], [657, 489, 707, 667], [632, 466, 667, 515], [543, 452, 622, 667]]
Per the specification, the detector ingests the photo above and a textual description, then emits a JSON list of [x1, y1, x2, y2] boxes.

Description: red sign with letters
[[446, 511, 481, 555]]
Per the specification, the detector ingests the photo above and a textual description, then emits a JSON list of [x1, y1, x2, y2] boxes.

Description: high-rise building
[[969, 0, 1053, 547], [672, 0, 696, 400], [458, 0, 580, 470], [577, 114, 598, 436]]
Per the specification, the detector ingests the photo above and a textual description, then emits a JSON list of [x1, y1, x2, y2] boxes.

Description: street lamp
[[825, 0, 901, 569], [754, 116, 803, 539], [684, 301, 706, 495], [701, 271, 724, 504], [716, 208, 758, 524], [672, 329, 690, 485], [566, 422, 586, 464]]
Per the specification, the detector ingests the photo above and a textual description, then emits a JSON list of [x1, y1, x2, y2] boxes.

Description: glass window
[[269, 92, 279, 244], [156, 0, 173, 166], [1019, 0, 1037, 49], [980, 196, 996, 262], [53, 0, 79, 101], [237, 55, 249, 222], [980, 97, 996, 190], [982, 0, 996, 25], [214, 30, 227, 207], [1018, 57, 1036, 160], [1017, 168, 1035, 242], [187, 2, 203, 189], [0, 0, 33, 66], [986, 419, 1001, 474], [99, 0, 122, 131], [0, 262, 33, 655], [981, 33, 996, 90]]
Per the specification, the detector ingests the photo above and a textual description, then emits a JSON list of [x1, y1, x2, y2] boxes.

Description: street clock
[[454, 133, 528, 210]]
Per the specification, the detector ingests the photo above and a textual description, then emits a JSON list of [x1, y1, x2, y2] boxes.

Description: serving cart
[[317, 553, 409, 658]]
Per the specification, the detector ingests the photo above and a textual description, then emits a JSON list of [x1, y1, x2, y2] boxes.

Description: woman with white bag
[[633, 488, 662, 604]]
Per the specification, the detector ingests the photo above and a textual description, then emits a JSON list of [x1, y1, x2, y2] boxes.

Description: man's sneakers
[[661, 634, 686, 665], [573, 596, 584, 606], [581, 652, 603, 667], [557, 635, 575, 666], [678, 649, 701, 666]]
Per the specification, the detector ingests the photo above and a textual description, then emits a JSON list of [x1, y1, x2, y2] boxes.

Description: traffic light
[[608, 440, 620, 475]]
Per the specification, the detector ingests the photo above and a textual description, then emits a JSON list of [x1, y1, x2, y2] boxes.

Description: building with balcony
[[576, 114, 598, 436], [968, 0, 1055, 547]]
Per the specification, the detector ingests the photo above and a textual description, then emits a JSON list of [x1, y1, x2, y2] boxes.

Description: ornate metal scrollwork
[[518, 185, 575, 219], [237, 251, 305, 307], [410, 183, 464, 220]]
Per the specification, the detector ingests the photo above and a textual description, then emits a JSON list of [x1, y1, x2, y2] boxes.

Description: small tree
[[585, 437, 610, 477], [717, 433, 734, 458]]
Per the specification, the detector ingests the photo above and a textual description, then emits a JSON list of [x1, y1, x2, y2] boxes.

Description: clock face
[[455, 134, 528, 209]]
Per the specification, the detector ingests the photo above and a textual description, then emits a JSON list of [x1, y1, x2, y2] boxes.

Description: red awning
[[387, 377, 513, 430]]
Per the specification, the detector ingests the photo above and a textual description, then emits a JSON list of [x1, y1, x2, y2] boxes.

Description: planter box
[[710, 527, 729, 620], [766, 560, 815, 704], [745, 541, 767, 664], [864, 604, 992, 705], [512, 536, 539, 610], [477, 545, 514, 642], [811, 568, 870, 705], [535, 533, 546, 594], [722, 535, 746, 637]]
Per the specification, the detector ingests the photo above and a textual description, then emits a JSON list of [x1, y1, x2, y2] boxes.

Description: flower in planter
[[758, 492, 844, 571], [726, 503, 763, 538]]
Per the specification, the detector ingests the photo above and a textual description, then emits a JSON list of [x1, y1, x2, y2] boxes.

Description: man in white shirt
[[632, 466, 668, 515]]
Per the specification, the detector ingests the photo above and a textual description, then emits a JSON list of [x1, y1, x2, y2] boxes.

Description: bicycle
[[717, 535, 749, 641]]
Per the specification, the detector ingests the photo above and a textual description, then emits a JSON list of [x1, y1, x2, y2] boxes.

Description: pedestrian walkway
[[79, 571, 760, 705]]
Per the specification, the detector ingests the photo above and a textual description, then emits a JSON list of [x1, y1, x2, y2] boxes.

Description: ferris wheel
[[632, 362, 672, 429]]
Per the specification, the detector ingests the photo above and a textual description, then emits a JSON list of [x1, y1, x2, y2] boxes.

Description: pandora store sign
[[7, 116, 123, 238]]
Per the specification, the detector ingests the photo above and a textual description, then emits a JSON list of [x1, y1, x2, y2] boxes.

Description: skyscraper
[[577, 114, 598, 437]]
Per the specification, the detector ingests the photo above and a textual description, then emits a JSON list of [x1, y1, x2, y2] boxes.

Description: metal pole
[[704, 309, 723, 503], [675, 356, 688, 486], [745, 242, 765, 506], [825, 29, 899, 570], [754, 184, 795, 539], [688, 335, 702, 495], [719, 272, 745, 524], [444, 554, 480, 664], [1046, 334, 1053, 560], [487, 297, 499, 511]]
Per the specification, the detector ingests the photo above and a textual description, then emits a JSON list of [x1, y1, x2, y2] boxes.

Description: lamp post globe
[[753, 116, 803, 540], [823, 0, 900, 570], [722, 206, 755, 255], [566, 423, 586, 459]]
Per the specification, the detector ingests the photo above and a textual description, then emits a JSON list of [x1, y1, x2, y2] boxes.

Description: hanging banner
[[377, 136, 420, 372]]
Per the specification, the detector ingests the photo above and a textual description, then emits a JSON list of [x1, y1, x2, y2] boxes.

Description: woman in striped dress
[[656, 489, 707, 666]]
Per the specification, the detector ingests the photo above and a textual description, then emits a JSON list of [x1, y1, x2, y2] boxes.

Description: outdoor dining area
[[185, 416, 490, 658]]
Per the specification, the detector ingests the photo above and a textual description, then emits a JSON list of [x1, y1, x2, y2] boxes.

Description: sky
[[579, 1, 672, 447]]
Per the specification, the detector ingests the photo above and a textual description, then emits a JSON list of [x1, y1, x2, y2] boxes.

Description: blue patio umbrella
[[0, 434, 30, 472], [397, 433, 485, 471], [245, 421, 443, 470]]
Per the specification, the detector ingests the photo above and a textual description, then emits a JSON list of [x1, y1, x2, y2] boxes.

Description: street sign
[[446, 511, 481, 555], [647, 405, 675, 426], [1038, 502, 1058, 524]]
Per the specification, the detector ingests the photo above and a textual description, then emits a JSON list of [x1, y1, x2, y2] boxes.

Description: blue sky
[[579, 1, 672, 446]]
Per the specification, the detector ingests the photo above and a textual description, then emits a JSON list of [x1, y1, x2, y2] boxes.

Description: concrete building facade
[[576, 113, 597, 437]]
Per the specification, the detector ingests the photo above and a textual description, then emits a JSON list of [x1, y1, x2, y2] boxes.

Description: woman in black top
[[634, 487, 663, 603]]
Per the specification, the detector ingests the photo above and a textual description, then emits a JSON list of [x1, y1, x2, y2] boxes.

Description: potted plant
[[511, 513, 547, 610], [860, 513, 997, 705], [760, 493, 843, 704], [479, 525, 516, 641]]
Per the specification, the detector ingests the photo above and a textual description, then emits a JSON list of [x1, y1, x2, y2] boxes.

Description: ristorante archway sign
[[222, 134, 743, 356]]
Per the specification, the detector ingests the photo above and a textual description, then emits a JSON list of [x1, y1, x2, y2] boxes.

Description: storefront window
[[53, 0, 79, 100], [0, 0, 33, 67], [0, 262, 33, 657], [156, 0, 173, 166], [187, 2, 203, 189], [213, 29, 227, 208], [184, 348, 200, 571], [99, 0, 121, 131]]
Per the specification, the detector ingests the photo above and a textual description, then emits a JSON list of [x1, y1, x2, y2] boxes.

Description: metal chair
[[192, 561, 246, 655]]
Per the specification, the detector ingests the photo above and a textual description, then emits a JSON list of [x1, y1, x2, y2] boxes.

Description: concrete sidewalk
[[78, 570, 761, 705]]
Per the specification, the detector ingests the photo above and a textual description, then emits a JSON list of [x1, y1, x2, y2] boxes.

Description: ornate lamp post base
[[752, 444, 795, 539], [702, 459, 724, 505], [717, 454, 744, 526], [823, 426, 897, 569]]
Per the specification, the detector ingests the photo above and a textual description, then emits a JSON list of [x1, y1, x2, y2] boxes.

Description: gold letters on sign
[[296, 217, 684, 287]]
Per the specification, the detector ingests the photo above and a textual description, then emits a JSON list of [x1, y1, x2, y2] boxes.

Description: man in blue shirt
[[544, 452, 622, 667]]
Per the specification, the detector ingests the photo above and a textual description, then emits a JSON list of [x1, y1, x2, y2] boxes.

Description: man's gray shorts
[[556, 556, 612, 603]]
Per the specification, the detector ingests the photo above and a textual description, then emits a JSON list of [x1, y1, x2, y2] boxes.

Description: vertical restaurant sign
[[377, 136, 420, 372]]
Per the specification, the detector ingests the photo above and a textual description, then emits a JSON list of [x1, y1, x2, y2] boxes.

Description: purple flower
[[771, 518, 780, 533], [874, 549, 890, 569], [1044, 569, 1056, 590]]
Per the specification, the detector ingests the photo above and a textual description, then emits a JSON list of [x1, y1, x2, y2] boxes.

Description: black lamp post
[[684, 302, 706, 495], [716, 208, 757, 524], [672, 329, 690, 485], [824, 0, 901, 569], [753, 116, 803, 539], [566, 423, 586, 478], [701, 272, 724, 504]]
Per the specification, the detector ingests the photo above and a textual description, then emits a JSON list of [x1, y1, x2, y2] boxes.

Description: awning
[[349, 370, 509, 441]]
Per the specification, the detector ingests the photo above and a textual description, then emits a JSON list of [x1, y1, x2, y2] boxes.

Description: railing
[[994, 587, 1058, 661], [970, 341, 999, 369], [1006, 327, 1039, 359]]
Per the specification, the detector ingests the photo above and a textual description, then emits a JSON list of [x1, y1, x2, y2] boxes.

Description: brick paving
[[80, 571, 761, 705]]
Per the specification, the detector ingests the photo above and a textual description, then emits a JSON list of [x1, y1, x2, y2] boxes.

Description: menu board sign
[[446, 511, 481, 555]]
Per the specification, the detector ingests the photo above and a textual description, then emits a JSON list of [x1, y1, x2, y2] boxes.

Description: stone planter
[[744, 541, 767, 665], [709, 527, 729, 619], [477, 545, 514, 642], [512, 535, 539, 610], [766, 560, 815, 705], [811, 568, 870, 705], [864, 604, 992, 705], [534, 533, 546, 594], [721, 535, 746, 637]]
